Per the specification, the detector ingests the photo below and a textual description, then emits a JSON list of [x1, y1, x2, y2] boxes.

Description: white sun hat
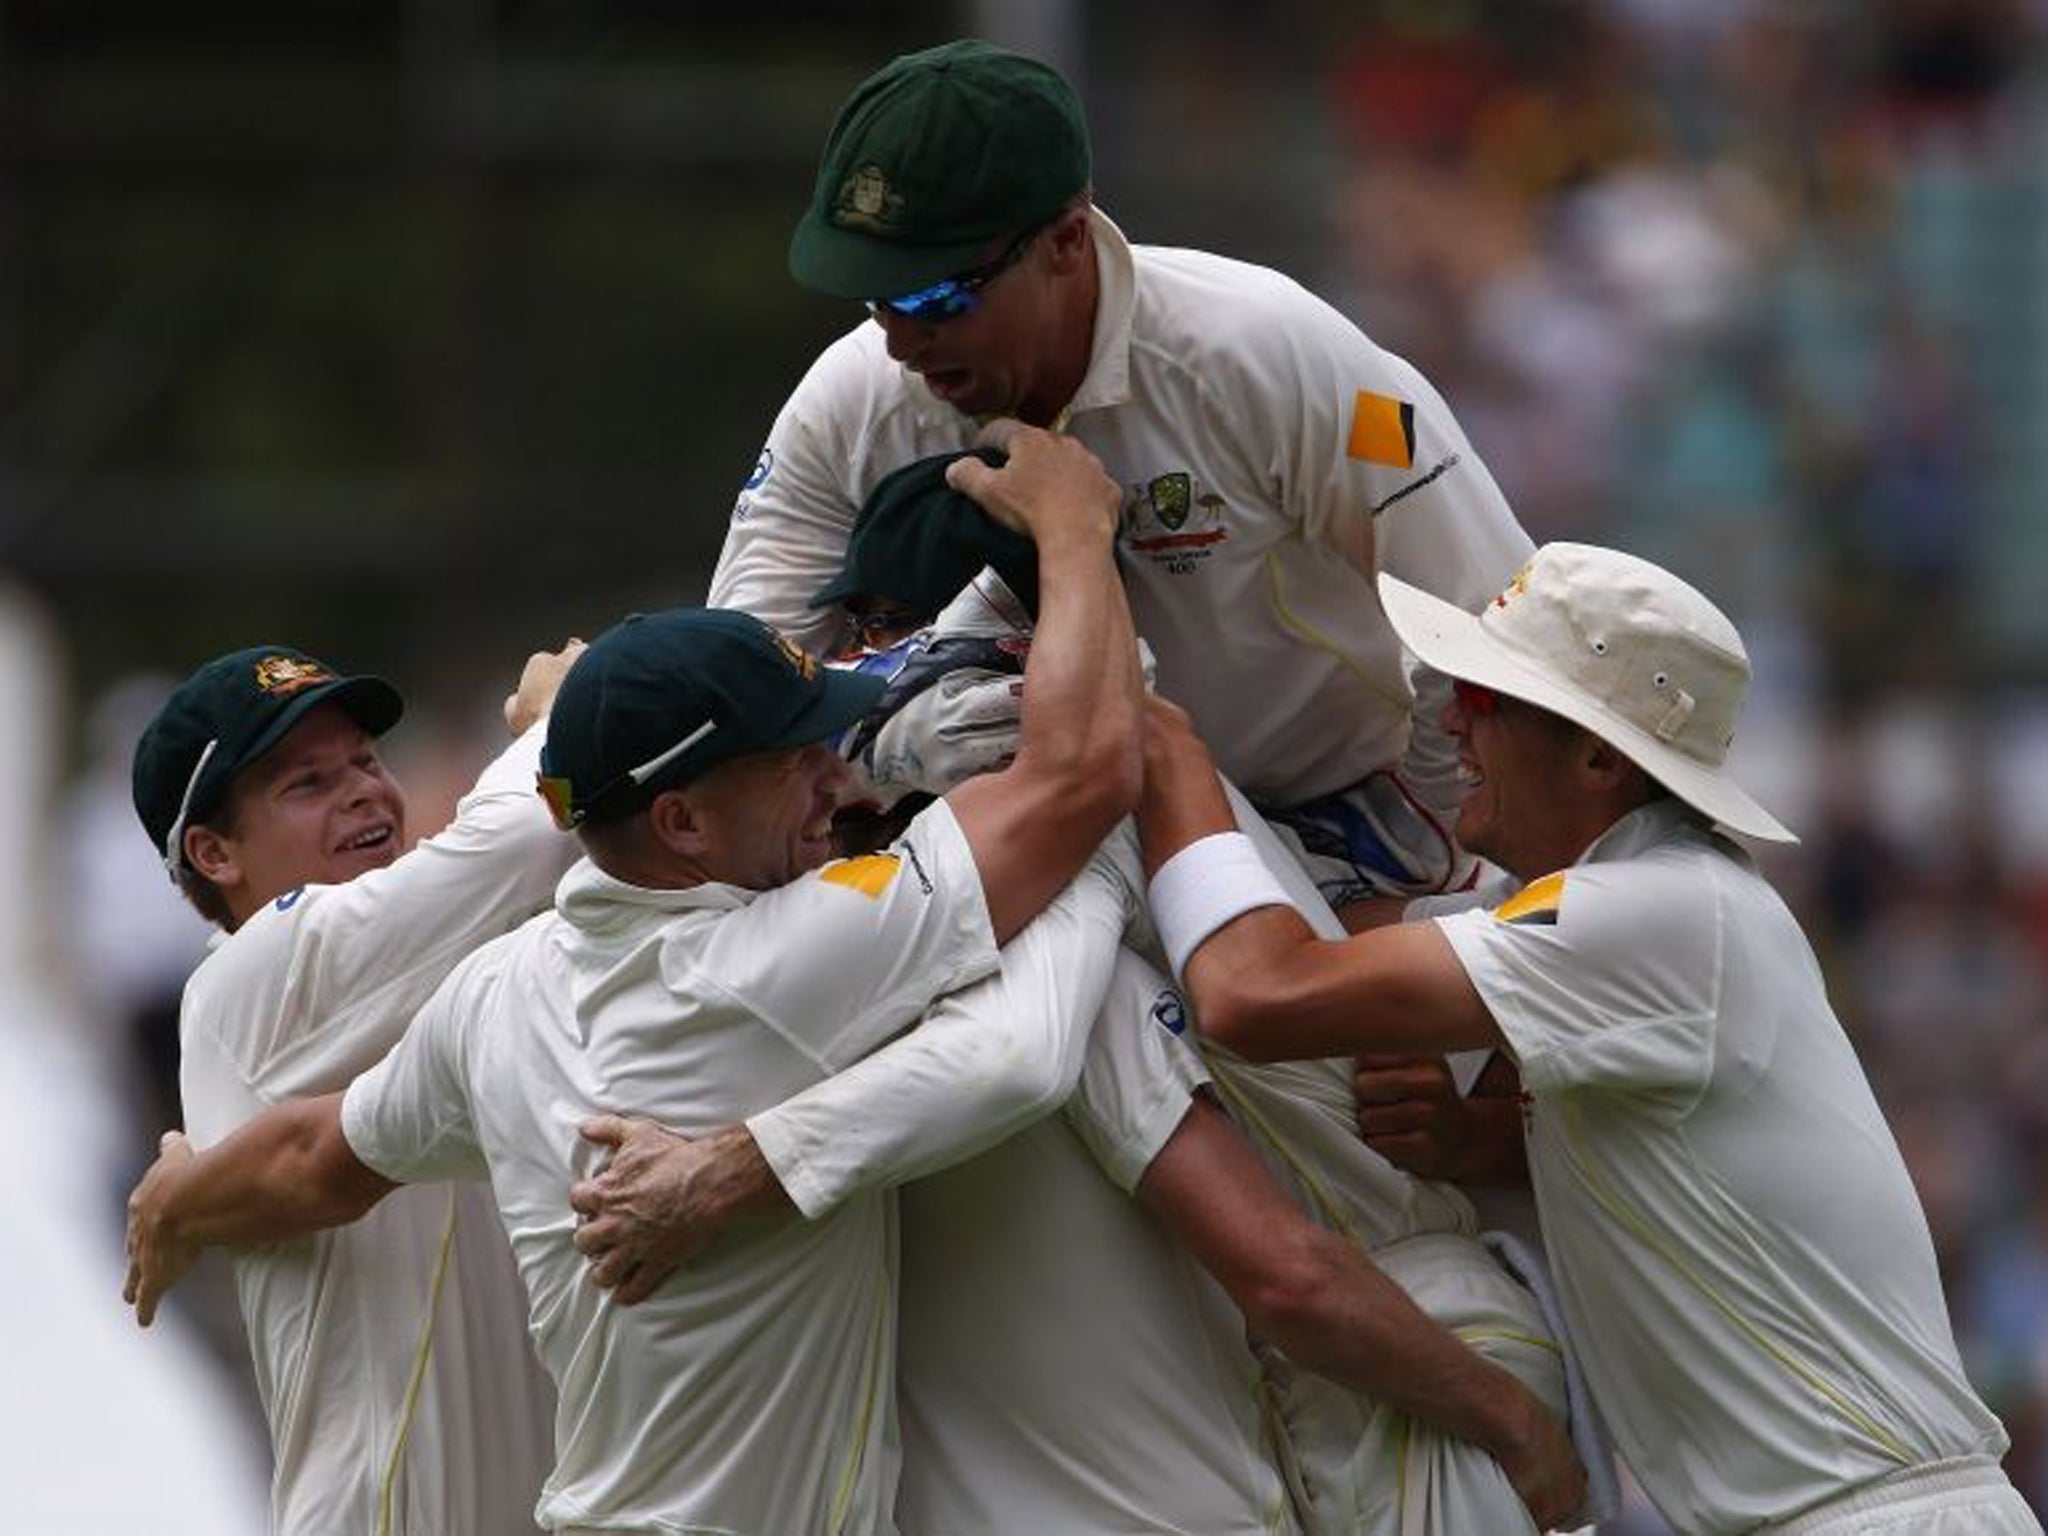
[[1378, 542, 1796, 843]]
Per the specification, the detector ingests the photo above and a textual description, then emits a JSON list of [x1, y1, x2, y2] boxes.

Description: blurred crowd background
[[5, 0, 2046, 1527]]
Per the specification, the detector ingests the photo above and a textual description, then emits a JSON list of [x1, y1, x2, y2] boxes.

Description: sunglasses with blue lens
[[865, 223, 1041, 323]]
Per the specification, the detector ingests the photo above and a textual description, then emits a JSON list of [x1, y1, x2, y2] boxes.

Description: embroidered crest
[[1148, 472, 1192, 531], [771, 631, 818, 680], [252, 656, 334, 696], [833, 166, 906, 234]]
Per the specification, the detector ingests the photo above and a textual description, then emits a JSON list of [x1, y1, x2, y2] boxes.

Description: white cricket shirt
[[1436, 799, 2012, 1534], [710, 208, 1531, 812], [177, 723, 570, 1536], [341, 800, 1007, 1536]]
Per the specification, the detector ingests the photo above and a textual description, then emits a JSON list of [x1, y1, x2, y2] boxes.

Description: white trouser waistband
[[1756, 1455, 2013, 1533]]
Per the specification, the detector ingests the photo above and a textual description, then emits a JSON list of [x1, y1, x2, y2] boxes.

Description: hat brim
[[1378, 574, 1796, 844], [757, 666, 889, 753], [789, 209, 997, 302]]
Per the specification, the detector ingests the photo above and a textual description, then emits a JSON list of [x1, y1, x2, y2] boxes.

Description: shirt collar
[[554, 856, 752, 935], [1575, 797, 1713, 867], [1065, 205, 1137, 419]]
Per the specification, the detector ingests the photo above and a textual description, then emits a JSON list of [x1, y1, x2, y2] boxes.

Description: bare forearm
[[1254, 1228, 1546, 1461], [1016, 521, 1142, 795], [168, 1096, 392, 1246], [1136, 709, 1236, 877]]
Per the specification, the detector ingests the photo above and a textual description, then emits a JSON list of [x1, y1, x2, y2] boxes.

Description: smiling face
[[679, 740, 855, 891], [1443, 682, 1600, 881], [185, 702, 407, 926]]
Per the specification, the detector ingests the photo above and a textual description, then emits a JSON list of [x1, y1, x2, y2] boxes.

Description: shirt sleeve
[[746, 845, 1135, 1218], [202, 722, 576, 1105], [706, 329, 878, 658], [684, 797, 1001, 1076], [1062, 949, 1211, 1195], [339, 958, 490, 1185], [1433, 860, 1723, 1115]]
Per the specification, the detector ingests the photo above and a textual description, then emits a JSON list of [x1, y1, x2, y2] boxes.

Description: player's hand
[[124, 1130, 201, 1328], [1352, 1055, 1476, 1180], [504, 640, 587, 734], [947, 419, 1120, 545], [569, 1118, 778, 1305], [1492, 1382, 1589, 1533]]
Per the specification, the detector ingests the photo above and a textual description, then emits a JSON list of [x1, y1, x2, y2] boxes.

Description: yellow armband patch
[[1492, 871, 1566, 926], [1347, 389, 1416, 469], [819, 854, 901, 899]]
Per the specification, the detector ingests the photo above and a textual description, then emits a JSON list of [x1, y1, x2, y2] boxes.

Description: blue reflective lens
[[868, 279, 978, 322]]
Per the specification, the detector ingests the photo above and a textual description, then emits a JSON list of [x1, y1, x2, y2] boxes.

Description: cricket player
[[1139, 541, 2043, 1535], [125, 423, 1159, 1534], [712, 38, 1534, 904], [126, 637, 581, 1534]]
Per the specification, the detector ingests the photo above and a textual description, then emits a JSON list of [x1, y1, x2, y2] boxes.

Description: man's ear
[[1582, 734, 1653, 802], [183, 824, 240, 887], [645, 788, 708, 859], [1042, 201, 1092, 275]]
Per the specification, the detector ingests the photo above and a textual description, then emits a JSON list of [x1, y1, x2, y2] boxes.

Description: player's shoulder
[[1129, 240, 1407, 395], [1132, 241, 1353, 339], [1487, 814, 1726, 959]]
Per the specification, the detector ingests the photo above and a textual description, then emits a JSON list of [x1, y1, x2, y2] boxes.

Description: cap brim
[[1378, 574, 1796, 845], [758, 667, 889, 752], [236, 675, 406, 779], [789, 209, 994, 301]]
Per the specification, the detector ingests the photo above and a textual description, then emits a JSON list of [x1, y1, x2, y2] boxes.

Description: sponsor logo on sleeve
[[274, 887, 306, 912], [1348, 389, 1416, 468], [744, 448, 774, 491], [1150, 987, 1188, 1036], [819, 853, 901, 899], [1490, 870, 1565, 926]]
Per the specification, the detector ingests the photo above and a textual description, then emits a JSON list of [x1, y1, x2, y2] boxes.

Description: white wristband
[[1147, 831, 1296, 982]]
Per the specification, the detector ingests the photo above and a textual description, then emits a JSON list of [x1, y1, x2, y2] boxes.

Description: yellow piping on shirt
[[1452, 1325, 1560, 1357], [825, 1247, 892, 1535], [1205, 1061, 1362, 1246], [377, 1190, 459, 1536], [1556, 1097, 1915, 1467], [1262, 549, 1408, 714]]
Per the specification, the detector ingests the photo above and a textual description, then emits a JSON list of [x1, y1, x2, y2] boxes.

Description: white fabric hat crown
[[1379, 542, 1795, 843]]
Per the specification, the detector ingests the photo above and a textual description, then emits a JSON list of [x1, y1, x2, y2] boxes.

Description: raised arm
[[1137, 697, 1502, 1061], [123, 1100, 395, 1326], [941, 421, 1144, 942]]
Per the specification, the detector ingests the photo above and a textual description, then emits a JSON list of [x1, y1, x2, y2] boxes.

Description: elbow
[[1034, 722, 1144, 832], [958, 1027, 1076, 1134], [1190, 969, 1285, 1062]]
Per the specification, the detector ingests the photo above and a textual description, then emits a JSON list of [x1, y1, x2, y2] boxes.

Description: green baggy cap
[[790, 39, 1091, 301], [539, 608, 884, 827], [812, 448, 1040, 621]]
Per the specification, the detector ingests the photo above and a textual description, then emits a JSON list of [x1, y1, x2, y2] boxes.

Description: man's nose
[[871, 305, 934, 364]]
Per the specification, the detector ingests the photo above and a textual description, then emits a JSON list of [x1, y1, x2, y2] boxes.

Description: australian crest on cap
[[253, 655, 334, 695], [771, 630, 818, 680], [834, 165, 906, 234]]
